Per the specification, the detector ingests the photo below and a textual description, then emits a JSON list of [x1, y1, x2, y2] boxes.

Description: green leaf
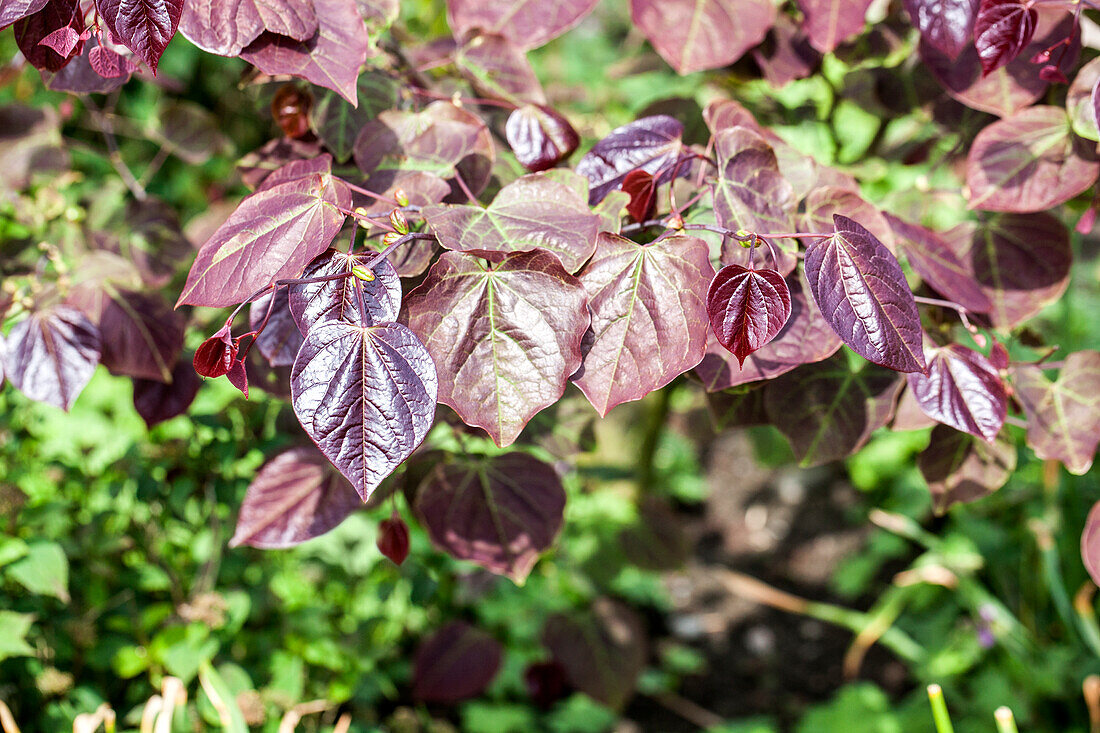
[[0, 536, 29, 568], [198, 661, 249, 733], [8, 540, 69, 602], [0, 611, 35, 661]]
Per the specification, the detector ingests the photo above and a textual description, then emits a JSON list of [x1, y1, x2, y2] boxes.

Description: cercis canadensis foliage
[[5, 0, 1100, 589]]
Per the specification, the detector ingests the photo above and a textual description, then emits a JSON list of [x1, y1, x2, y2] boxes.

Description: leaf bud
[[394, 189, 410, 207], [351, 265, 375, 282], [390, 209, 409, 235], [353, 206, 370, 219], [666, 213, 684, 230], [377, 512, 410, 565], [382, 231, 402, 247]]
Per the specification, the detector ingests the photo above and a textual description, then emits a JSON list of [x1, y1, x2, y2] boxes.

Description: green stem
[[995, 707, 1019, 733], [928, 684, 955, 733], [636, 384, 673, 494]]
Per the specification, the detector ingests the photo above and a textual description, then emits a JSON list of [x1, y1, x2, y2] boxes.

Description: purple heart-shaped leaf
[[907, 344, 1007, 442], [974, 0, 1036, 76], [5, 306, 100, 411], [575, 115, 685, 205], [707, 264, 791, 367], [288, 248, 401, 335]]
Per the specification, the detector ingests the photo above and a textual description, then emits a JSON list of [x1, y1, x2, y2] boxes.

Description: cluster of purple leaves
[[5, 0, 1100, 607]]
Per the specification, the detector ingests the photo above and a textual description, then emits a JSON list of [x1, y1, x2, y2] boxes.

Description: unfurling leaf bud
[[394, 189, 410, 207], [382, 231, 402, 247], [390, 209, 409, 235], [377, 512, 410, 565], [666, 213, 684, 230], [351, 265, 375, 282], [193, 324, 237, 378], [735, 228, 751, 240], [354, 206, 370, 219]]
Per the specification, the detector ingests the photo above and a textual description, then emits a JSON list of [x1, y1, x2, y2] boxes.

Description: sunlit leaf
[[575, 115, 685, 205], [707, 264, 791, 367], [630, 0, 775, 75], [446, 0, 598, 50], [287, 248, 401, 335], [5, 306, 100, 411], [902, 0, 978, 60], [179, 0, 317, 56], [14, 0, 83, 72], [907, 344, 1007, 442], [973, 0, 1036, 75], [1012, 352, 1100, 475], [96, 0, 182, 71], [795, 0, 873, 53], [505, 103, 580, 172]]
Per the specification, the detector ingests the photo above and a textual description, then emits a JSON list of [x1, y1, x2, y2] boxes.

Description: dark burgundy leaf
[[695, 272, 841, 391], [291, 321, 437, 501], [525, 661, 569, 708], [918, 425, 1016, 514], [376, 512, 409, 565], [707, 265, 791, 367], [271, 84, 312, 139], [704, 383, 769, 429], [621, 170, 656, 222], [68, 286, 183, 382], [413, 622, 503, 703], [572, 233, 713, 416], [5, 306, 100, 411], [575, 115, 684, 205], [884, 213, 992, 313], [132, 356, 201, 428], [765, 354, 903, 466], [194, 325, 235, 379], [804, 215, 925, 373], [239, 0, 369, 106], [711, 127, 795, 257], [227, 358, 249, 397], [751, 13, 820, 87], [446, 0, 598, 50], [974, 0, 1036, 76], [965, 106, 1098, 213], [414, 452, 566, 581], [250, 288, 304, 368], [404, 250, 589, 447], [1082, 500, 1100, 587], [795, 0, 873, 54], [422, 171, 599, 273], [505, 103, 579, 173], [907, 344, 1007, 442], [43, 37, 132, 92], [179, 0, 317, 56], [946, 214, 1071, 328], [1012, 352, 1100, 475], [230, 446, 362, 548], [631, 0, 775, 75], [14, 0, 84, 72], [922, 9, 1077, 118], [0, 0, 48, 29], [455, 32, 545, 105], [95, 0, 181, 71], [177, 165, 350, 308], [288, 249, 401, 335], [543, 599, 647, 710], [902, 0, 978, 60]]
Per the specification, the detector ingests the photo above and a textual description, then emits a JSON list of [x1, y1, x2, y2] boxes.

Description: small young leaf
[[974, 0, 1036, 76], [575, 115, 684, 205], [230, 446, 362, 548], [291, 321, 437, 501], [377, 512, 410, 565], [902, 0, 978, 60], [95, 0, 183, 71], [405, 250, 589, 446], [5, 306, 100, 411], [707, 264, 791, 367], [505, 103, 580, 172], [287, 249, 401, 335], [620, 169, 656, 222], [630, 0, 775, 75], [14, 0, 84, 72], [414, 452, 566, 582], [1012, 352, 1100, 475], [918, 425, 1015, 514], [804, 215, 925, 373], [907, 344, 1007, 442], [193, 325, 236, 379], [573, 233, 713, 416], [413, 622, 503, 703]]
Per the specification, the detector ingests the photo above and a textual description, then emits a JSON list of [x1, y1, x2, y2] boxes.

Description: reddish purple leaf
[[907, 344, 1007, 442], [505, 103, 580, 172], [239, 0, 369, 106], [572, 233, 713, 416], [707, 265, 791, 367], [194, 325, 236, 379], [621, 170, 656, 222], [446, 0, 598, 50], [965, 106, 1099, 213], [800, 185, 895, 253], [95, 0, 181, 72], [575, 115, 684, 205], [178, 0, 317, 57], [413, 622, 503, 703], [543, 599, 647, 710], [132, 356, 201, 428], [804, 215, 926, 373], [177, 166, 350, 308], [39, 24, 79, 56], [0, 0, 48, 30], [291, 321, 437, 501], [5, 306, 100, 411], [255, 153, 332, 192], [765, 354, 903, 466], [43, 37, 132, 92], [414, 452, 566, 581], [250, 288, 304, 368], [711, 126, 795, 252], [631, 0, 775, 75], [796, 0, 873, 54], [695, 272, 841, 392], [422, 171, 600, 274], [67, 285, 183, 383], [1012, 352, 1100, 475], [377, 512, 409, 565], [1082, 500, 1100, 587], [918, 425, 1016, 514], [751, 13, 819, 87], [946, 214, 1071, 328], [974, 0, 1036, 76], [237, 137, 324, 190], [903, 0, 978, 60], [404, 250, 589, 447], [455, 32, 545, 105], [884, 213, 992, 313], [230, 446, 362, 548], [14, 0, 84, 72], [288, 249, 401, 335], [88, 43, 135, 78]]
